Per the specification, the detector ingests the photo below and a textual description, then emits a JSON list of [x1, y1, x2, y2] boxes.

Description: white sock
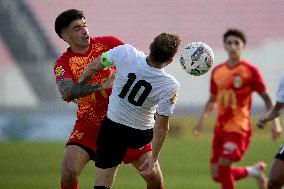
[[246, 166, 259, 177]]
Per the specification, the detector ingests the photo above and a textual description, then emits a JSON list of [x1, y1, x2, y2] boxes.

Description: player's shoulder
[[163, 72, 180, 89], [123, 44, 141, 54], [116, 43, 135, 50], [106, 43, 136, 55], [240, 60, 260, 72], [54, 50, 71, 68], [211, 62, 226, 74], [92, 35, 120, 41], [92, 36, 124, 45], [115, 43, 143, 57], [161, 74, 179, 98]]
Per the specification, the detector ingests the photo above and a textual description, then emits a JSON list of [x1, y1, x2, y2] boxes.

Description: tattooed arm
[[56, 75, 115, 102], [56, 78, 103, 102], [78, 57, 105, 84]]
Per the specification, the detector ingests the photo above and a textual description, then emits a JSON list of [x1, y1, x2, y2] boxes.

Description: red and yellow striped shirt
[[210, 60, 266, 135], [54, 36, 123, 122]]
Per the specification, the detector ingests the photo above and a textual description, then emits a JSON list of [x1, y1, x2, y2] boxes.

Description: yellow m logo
[[218, 89, 237, 109]]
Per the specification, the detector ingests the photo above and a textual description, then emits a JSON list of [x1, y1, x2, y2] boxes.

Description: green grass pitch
[[0, 116, 282, 189]]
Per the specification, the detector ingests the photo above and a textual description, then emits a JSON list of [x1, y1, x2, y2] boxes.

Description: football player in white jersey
[[257, 75, 284, 189], [79, 33, 181, 189]]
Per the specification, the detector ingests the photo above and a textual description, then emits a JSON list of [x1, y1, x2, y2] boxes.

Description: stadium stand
[[26, 0, 284, 51], [1, 0, 284, 107]]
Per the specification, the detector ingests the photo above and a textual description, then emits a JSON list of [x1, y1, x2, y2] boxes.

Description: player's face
[[64, 18, 90, 48], [224, 36, 245, 59]]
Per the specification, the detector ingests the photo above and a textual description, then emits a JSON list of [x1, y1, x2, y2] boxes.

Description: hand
[[257, 116, 267, 129], [62, 95, 78, 103], [192, 121, 203, 136], [101, 74, 115, 90], [61, 93, 74, 102], [139, 156, 157, 176]]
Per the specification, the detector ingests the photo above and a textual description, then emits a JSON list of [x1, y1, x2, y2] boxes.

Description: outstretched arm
[[56, 78, 103, 102], [259, 102, 284, 123], [258, 92, 273, 110], [192, 94, 216, 136], [139, 115, 169, 176]]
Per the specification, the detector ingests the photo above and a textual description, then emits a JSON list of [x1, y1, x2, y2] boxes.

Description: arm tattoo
[[71, 83, 102, 99], [56, 78, 103, 100]]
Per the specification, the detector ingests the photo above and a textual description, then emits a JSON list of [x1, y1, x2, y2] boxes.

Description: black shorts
[[95, 117, 153, 169], [275, 143, 284, 162]]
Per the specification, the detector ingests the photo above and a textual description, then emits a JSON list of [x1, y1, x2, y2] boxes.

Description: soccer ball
[[180, 42, 214, 76]]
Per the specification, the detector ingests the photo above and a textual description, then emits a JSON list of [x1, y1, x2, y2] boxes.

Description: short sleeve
[[250, 67, 266, 93], [108, 44, 132, 67], [54, 59, 73, 81], [210, 70, 217, 95], [276, 75, 284, 103], [156, 85, 179, 116]]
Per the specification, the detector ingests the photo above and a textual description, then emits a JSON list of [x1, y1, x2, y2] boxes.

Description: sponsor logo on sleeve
[[170, 93, 179, 104], [55, 66, 65, 77]]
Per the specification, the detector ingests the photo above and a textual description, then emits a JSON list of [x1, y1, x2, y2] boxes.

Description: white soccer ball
[[180, 42, 214, 76]]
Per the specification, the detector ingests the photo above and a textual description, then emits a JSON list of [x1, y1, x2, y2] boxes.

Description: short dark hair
[[149, 33, 181, 63], [223, 28, 246, 44], [55, 9, 85, 38]]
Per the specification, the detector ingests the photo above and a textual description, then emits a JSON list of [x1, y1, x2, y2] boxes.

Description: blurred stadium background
[[0, 0, 284, 140], [0, 1, 284, 189]]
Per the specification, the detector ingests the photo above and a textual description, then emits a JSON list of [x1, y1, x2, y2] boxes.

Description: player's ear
[[61, 30, 70, 42], [149, 42, 153, 50], [241, 41, 246, 50], [167, 57, 174, 64]]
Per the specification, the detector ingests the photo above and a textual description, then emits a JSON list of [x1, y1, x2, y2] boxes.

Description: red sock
[[147, 183, 164, 189], [61, 179, 79, 189], [218, 165, 234, 189], [231, 167, 248, 181]]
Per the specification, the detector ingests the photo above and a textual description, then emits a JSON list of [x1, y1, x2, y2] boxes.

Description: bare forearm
[[264, 99, 273, 111], [199, 100, 214, 123], [56, 79, 102, 101], [151, 123, 169, 161], [204, 101, 214, 117], [263, 102, 284, 122], [266, 110, 281, 122], [258, 92, 281, 126], [70, 83, 102, 99], [259, 92, 273, 110]]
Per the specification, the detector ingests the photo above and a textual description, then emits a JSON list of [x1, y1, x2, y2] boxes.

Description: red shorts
[[66, 117, 152, 163], [210, 127, 251, 164]]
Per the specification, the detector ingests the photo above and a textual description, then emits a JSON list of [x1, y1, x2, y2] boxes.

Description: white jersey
[[105, 44, 180, 130], [276, 74, 284, 103]]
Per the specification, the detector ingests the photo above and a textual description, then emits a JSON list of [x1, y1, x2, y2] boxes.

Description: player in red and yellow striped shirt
[[193, 29, 282, 189]]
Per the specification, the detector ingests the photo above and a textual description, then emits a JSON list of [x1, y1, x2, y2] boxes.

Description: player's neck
[[227, 57, 241, 68], [146, 57, 165, 69], [70, 45, 89, 54]]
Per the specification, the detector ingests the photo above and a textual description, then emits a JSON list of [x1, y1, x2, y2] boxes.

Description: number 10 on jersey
[[118, 73, 152, 106]]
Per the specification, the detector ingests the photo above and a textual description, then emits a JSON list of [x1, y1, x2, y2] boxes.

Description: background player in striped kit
[[193, 28, 282, 189]]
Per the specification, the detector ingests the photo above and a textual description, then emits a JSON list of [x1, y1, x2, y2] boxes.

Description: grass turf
[[0, 116, 282, 189]]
